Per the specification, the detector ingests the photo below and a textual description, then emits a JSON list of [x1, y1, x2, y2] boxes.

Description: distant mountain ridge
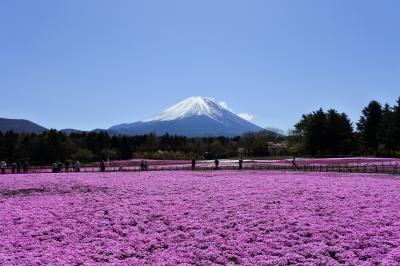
[[60, 129, 84, 134], [109, 96, 263, 137], [0, 118, 47, 134], [1, 97, 269, 137]]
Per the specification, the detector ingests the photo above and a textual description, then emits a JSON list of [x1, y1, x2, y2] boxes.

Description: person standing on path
[[214, 159, 219, 170], [1, 161, 7, 174], [23, 160, 29, 174], [292, 156, 297, 170], [17, 161, 21, 174], [64, 160, 70, 172], [76, 161, 80, 172], [11, 162, 17, 174], [100, 160, 106, 172]]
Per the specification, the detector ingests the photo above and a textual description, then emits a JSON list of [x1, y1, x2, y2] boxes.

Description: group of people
[[0, 160, 30, 174], [89, 160, 150, 172], [52, 160, 81, 173], [0, 158, 267, 174], [190, 158, 243, 170], [212, 158, 244, 170]]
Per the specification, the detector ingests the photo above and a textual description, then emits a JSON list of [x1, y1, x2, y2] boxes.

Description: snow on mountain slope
[[109, 97, 263, 137], [144, 96, 228, 122]]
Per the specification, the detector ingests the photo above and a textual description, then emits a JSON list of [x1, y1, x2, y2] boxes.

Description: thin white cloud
[[218, 101, 232, 111], [238, 113, 255, 121], [218, 101, 255, 121]]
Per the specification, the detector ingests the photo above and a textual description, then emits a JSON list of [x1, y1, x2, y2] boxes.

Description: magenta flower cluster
[[1, 171, 400, 265]]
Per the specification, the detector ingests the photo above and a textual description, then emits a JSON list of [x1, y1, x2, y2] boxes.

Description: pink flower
[[0, 171, 399, 264]]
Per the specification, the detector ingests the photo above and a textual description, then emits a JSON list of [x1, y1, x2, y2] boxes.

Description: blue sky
[[0, 0, 399, 132]]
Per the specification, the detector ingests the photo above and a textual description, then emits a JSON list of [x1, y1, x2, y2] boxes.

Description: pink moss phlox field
[[1, 171, 400, 265]]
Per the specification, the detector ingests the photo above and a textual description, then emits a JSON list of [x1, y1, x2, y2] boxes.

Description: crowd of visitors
[[51, 160, 81, 173], [0, 160, 30, 174], [0, 158, 249, 174]]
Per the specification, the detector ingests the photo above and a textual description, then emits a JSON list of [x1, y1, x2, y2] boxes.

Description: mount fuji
[[108, 97, 263, 137]]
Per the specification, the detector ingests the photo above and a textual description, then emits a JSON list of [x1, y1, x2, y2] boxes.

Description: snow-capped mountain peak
[[109, 96, 263, 137], [143, 96, 232, 122]]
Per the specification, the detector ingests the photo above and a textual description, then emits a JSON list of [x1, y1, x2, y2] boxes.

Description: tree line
[[0, 130, 284, 164], [288, 97, 400, 156]]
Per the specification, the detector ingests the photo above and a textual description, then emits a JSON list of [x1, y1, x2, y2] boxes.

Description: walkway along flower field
[[2, 157, 400, 174], [0, 171, 400, 265]]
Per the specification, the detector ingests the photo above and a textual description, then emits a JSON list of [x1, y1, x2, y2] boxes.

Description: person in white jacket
[[0, 161, 6, 174]]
